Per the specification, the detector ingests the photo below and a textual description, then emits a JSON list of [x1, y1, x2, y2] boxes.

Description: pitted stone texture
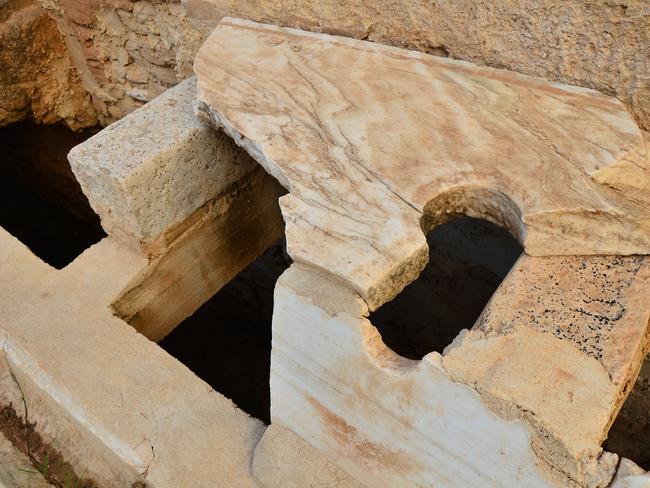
[[69, 75, 285, 342], [69, 76, 257, 251], [195, 18, 649, 310], [271, 257, 650, 487], [474, 255, 650, 387], [446, 254, 650, 483], [253, 424, 366, 488]]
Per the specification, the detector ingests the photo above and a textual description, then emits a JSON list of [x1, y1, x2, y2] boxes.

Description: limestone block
[[195, 18, 650, 310], [270, 254, 649, 487], [253, 424, 366, 488], [69, 76, 287, 341], [69, 76, 257, 251], [113, 165, 286, 341], [0, 228, 264, 488]]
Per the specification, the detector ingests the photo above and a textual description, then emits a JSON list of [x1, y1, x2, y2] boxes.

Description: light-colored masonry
[[0, 2, 649, 487]]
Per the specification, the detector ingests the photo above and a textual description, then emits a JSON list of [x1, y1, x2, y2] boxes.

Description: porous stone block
[[69, 76, 257, 251], [69, 76, 286, 341]]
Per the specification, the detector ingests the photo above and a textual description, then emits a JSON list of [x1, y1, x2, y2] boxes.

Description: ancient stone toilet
[[0, 15, 648, 488], [192, 19, 650, 488]]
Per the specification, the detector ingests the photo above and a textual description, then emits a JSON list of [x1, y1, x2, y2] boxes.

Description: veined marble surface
[[195, 18, 650, 310], [270, 262, 650, 487]]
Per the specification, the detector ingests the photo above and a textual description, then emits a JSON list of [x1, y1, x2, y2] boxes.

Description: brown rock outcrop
[[0, 0, 96, 129]]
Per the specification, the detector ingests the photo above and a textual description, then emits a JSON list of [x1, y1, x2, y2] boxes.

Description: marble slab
[[270, 254, 649, 487], [195, 18, 650, 310]]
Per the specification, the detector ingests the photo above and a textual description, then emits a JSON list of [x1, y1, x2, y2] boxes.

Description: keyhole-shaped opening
[[370, 216, 523, 360]]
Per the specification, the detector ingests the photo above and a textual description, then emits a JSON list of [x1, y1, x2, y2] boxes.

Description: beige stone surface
[[195, 18, 649, 310], [69, 77, 285, 341], [0, 431, 52, 488], [253, 424, 366, 488], [33, 0, 650, 132], [471, 255, 650, 395], [113, 165, 286, 341], [271, 256, 649, 487], [69, 77, 256, 249], [0, 228, 265, 488], [0, 0, 96, 129], [38, 0, 205, 124]]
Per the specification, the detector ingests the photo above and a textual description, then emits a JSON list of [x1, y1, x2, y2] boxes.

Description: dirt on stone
[[0, 404, 101, 488]]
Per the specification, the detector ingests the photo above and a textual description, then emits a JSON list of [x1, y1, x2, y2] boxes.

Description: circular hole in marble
[[369, 216, 523, 360]]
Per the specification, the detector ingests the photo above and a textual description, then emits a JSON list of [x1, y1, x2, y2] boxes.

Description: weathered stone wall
[[39, 0, 204, 124], [0, 0, 96, 129], [33, 0, 650, 131]]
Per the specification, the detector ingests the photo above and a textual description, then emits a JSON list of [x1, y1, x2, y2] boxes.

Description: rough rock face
[[38, 0, 204, 124], [31, 0, 650, 131], [0, 0, 96, 129]]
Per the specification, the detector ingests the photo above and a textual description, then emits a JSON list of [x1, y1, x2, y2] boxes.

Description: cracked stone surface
[[195, 18, 650, 310]]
